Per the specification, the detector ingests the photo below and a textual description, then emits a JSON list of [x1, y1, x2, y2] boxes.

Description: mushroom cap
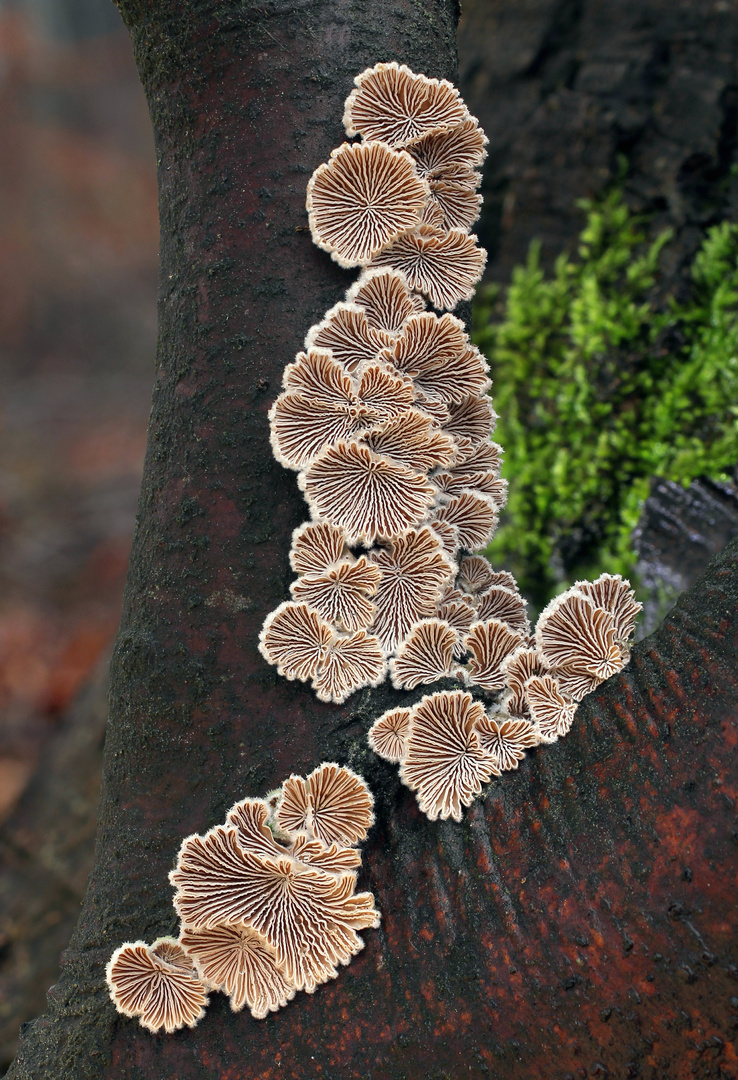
[[282, 347, 355, 403], [400, 690, 497, 821], [289, 520, 348, 575], [347, 267, 426, 335], [453, 440, 504, 475], [305, 302, 394, 373], [170, 826, 379, 993], [312, 630, 387, 703], [436, 595, 476, 658], [225, 798, 289, 860], [378, 311, 490, 404], [368, 706, 413, 763], [535, 590, 623, 679], [431, 491, 499, 551], [475, 584, 530, 635], [500, 646, 548, 696], [574, 573, 642, 644], [354, 361, 416, 421], [464, 618, 524, 692], [258, 601, 333, 682], [524, 674, 578, 742], [343, 62, 467, 148], [300, 440, 436, 545], [427, 517, 460, 561], [369, 526, 456, 652], [106, 939, 208, 1034], [306, 140, 428, 268], [361, 409, 458, 473], [278, 764, 374, 847], [389, 617, 457, 689], [473, 714, 539, 771], [276, 775, 311, 838], [407, 117, 488, 178], [370, 224, 486, 311], [290, 833, 363, 874], [425, 175, 483, 233], [457, 554, 501, 594], [179, 924, 295, 1019], [549, 664, 603, 703], [291, 556, 381, 632], [442, 395, 497, 447]]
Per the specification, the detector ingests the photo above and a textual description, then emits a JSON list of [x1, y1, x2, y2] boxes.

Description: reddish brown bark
[[7, 2, 737, 1078]]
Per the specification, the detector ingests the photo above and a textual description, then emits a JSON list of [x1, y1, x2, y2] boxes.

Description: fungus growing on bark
[[524, 675, 578, 742], [456, 554, 496, 594], [407, 117, 488, 178], [436, 594, 476, 658], [258, 601, 332, 682], [389, 617, 456, 689], [442, 395, 497, 447], [291, 556, 381, 632], [361, 409, 457, 472], [106, 939, 209, 1034], [289, 834, 362, 874], [225, 798, 289, 860], [347, 267, 425, 335], [300, 440, 436, 545], [575, 572, 642, 644], [535, 591, 622, 680], [463, 618, 524, 692], [551, 665, 603, 703], [367, 706, 413, 763], [312, 630, 387, 703], [353, 362, 416, 420], [306, 303, 394, 372], [473, 714, 539, 772], [378, 312, 490, 403], [399, 690, 496, 822], [425, 176, 483, 233], [475, 584, 530, 635], [179, 925, 294, 1019], [428, 518, 460, 560], [368, 526, 455, 651], [278, 764, 375, 848], [306, 140, 427, 267], [431, 491, 499, 551], [499, 646, 548, 716], [171, 828, 380, 992], [289, 520, 348, 575], [343, 62, 467, 148], [370, 223, 487, 311]]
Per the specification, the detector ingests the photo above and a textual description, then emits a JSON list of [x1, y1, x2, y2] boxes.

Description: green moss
[[473, 189, 738, 607]]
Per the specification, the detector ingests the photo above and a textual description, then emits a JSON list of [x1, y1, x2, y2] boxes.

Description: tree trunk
[[8, 2, 737, 1079]]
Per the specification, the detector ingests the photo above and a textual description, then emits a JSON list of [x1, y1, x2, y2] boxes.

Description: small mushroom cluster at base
[[369, 567, 642, 821], [261, 63, 504, 704], [106, 765, 379, 1033]]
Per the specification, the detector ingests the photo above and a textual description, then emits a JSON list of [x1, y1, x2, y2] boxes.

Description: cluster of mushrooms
[[106, 764, 378, 1032], [106, 63, 642, 1037]]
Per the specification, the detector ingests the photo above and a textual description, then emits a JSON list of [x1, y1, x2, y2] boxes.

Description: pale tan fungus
[[347, 267, 425, 335], [367, 706, 413, 763], [456, 554, 496, 594], [106, 939, 208, 1035], [575, 572, 642, 644], [179, 924, 294, 1019], [258, 601, 333, 682], [300, 440, 436, 545], [432, 470, 507, 506], [524, 674, 578, 742], [361, 409, 458, 473], [389, 617, 457, 689], [225, 798, 289, 861], [343, 62, 467, 148], [473, 714, 539, 772], [432, 491, 499, 551], [442, 395, 497, 446], [378, 312, 490, 403], [464, 618, 524, 692], [312, 630, 387, 704], [436, 596, 476, 658], [407, 117, 488, 178], [306, 141, 428, 267], [475, 584, 530, 634], [400, 690, 497, 821], [535, 591, 623, 679], [291, 556, 381, 632], [425, 176, 483, 232], [549, 665, 603, 703], [369, 526, 456, 651], [276, 775, 311, 837], [305, 303, 394, 373], [370, 223, 487, 311], [304, 762, 375, 847], [289, 833, 362, 873], [427, 518, 460, 560], [289, 520, 348, 575], [170, 827, 380, 993], [353, 362, 416, 421]]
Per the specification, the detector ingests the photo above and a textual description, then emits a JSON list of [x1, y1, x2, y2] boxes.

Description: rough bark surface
[[7, 2, 737, 1079]]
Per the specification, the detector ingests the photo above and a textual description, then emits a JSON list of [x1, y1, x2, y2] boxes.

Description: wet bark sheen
[[8, 2, 737, 1078]]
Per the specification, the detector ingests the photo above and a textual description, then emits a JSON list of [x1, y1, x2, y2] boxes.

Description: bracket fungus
[[107, 767, 379, 1029]]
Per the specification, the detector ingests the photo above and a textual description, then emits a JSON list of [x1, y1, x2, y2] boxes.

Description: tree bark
[[8, 2, 737, 1079]]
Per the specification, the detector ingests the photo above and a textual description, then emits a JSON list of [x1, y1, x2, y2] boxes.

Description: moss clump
[[473, 190, 738, 607]]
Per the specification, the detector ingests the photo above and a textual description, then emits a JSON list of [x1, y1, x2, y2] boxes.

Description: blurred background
[[0, 0, 736, 1070]]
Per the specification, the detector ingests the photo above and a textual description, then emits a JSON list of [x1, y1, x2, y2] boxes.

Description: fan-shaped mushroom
[[499, 646, 548, 716], [407, 117, 488, 179], [436, 595, 476, 658], [369, 526, 456, 651], [347, 267, 425, 335], [106, 939, 208, 1034], [535, 591, 623, 680], [431, 491, 499, 551], [289, 833, 362, 874], [289, 520, 348, 575], [389, 617, 457, 689], [367, 706, 413, 763], [424, 175, 482, 233], [399, 690, 496, 821], [170, 827, 380, 993], [463, 618, 524, 692], [473, 714, 539, 772], [378, 312, 490, 403], [524, 674, 578, 742], [475, 584, 530, 635], [306, 303, 394, 373], [277, 763, 375, 848], [291, 556, 381, 632], [343, 62, 467, 148], [180, 924, 294, 1019], [457, 554, 504, 595], [575, 573, 642, 644], [312, 630, 387, 704], [258, 601, 333, 682], [361, 409, 457, 473], [442, 395, 497, 446], [370, 223, 486, 311], [225, 798, 289, 860], [300, 440, 436, 545]]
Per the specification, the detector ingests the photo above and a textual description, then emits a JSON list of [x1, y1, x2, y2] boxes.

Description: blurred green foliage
[[473, 190, 738, 606]]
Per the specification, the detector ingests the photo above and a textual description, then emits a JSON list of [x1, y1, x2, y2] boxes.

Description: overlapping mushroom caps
[[106, 766, 379, 1031]]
